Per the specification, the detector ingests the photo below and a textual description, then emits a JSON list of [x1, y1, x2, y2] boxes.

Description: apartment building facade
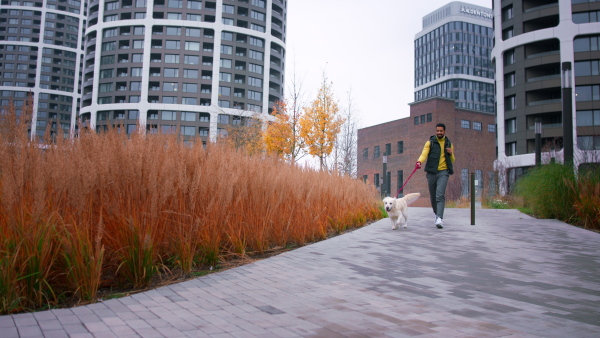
[[492, 0, 600, 191], [0, 0, 287, 142]]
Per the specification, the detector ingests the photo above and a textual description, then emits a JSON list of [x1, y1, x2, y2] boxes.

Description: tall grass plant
[[516, 163, 600, 230], [0, 104, 381, 313]]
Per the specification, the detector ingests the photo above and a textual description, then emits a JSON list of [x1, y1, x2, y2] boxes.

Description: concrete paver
[[2, 207, 600, 337]]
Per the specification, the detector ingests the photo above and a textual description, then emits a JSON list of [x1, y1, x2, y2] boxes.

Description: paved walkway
[[2, 207, 600, 337]]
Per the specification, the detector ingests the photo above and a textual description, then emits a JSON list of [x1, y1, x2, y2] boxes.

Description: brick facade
[[357, 97, 497, 207]]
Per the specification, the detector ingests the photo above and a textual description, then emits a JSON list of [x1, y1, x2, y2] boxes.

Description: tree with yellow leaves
[[300, 75, 345, 171], [264, 100, 306, 165]]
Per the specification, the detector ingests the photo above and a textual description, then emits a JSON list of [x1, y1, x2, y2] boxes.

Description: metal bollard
[[471, 173, 475, 225]]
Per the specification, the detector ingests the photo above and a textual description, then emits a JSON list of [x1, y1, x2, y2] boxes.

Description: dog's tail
[[402, 193, 421, 205]]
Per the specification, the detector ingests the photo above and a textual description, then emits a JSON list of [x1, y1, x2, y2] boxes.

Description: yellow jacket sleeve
[[417, 141, 431, 164]]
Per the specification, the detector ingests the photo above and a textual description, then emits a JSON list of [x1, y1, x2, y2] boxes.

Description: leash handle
[[394, 164, 420, 198]]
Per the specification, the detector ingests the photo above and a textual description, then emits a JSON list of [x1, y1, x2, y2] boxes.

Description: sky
[[285, 0, 493, 129]]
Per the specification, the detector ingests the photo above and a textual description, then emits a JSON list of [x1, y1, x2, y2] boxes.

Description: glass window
[[223, 4, 234, 14], [166, 27, 181, 35], [506, 118, 516, 134], [183, 83, 197, 93], [221, 45, 233, 54], [184, 69, 198, 78], [473, 122, 482, 131], [505, 72, 516, 88], [461, 120, 470, 129], [250, 23, 265, 33], [248, 77, 262, 87], [165, 40, 180, 49], [488, 124, 496, 133], [576, 85, 594, 101], [219, 86, 231, 96], [133, 40, 144, 49], [374, 146, 380, 158], [249, 50, 263, 60], [164, 68, 179, 77], [251, 10, 265, 21], [99, 83, 113, 92], [130, 81, 141, 91], [181, 125, 195, 135], [167, 12, 182, 20], [188, 0, 201, 9], [220, 72, 232, 82], [131, 67, 142, 76], [506, 95, 516, 110], [218, 114, 230, 124], [165, 54, 180, 63], [185, 41, 200, 51], [397, 141, 403, 154], [184, 55, 199, 65], [186, 28, 201, 37], [162, 111, 176, 120], [248, 63, 262, 74], [133, 26, 145, 35], [220, 59, 232, 68], [168, 0, 182, 8], [249, 37, 264, 47], [222, 32, 234, 41], [248, 90, 261, 101], [163, 82, 177, 92], [182, 97, 197, 105], [502, 5, 513, 21], [181, 112, 196, 121]]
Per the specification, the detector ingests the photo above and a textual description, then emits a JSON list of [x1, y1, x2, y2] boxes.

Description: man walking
[[415, 123, 455, 229]]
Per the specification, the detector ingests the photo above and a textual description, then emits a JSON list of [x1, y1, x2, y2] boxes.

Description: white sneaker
[[435, 217, 443, 229]]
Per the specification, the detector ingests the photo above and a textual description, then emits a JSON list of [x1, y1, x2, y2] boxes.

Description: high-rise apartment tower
[[414, 1, 495, 113], [0, 0, 287, 142], [492, 0, 600, 192]]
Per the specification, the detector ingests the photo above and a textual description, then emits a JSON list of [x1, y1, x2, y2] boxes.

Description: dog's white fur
[[383, 193, 421, 230]]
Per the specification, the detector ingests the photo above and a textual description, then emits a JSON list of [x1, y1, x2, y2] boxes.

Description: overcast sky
[[285, 0, 493, 129]]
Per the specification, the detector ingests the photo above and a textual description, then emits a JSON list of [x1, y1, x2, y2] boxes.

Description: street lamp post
[[535, 118, 542, 167], [562, 62, 573, 165]]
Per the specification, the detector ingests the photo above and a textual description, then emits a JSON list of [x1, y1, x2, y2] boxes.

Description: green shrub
[[516, 163, 600, 230], [516, 163, 578, 221]]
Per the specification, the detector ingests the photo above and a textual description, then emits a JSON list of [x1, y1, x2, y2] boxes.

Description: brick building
[[357, 97, 497, 206]]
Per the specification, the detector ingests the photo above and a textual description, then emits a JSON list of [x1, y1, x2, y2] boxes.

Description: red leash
[[394, 164, 420, 198]]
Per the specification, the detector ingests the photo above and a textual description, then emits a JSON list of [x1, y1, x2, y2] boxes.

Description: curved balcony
[[85, 51, 96, 61], [83, 78, 94, 88], [85, 37, 96, 48], [82, 92, 93, 102]]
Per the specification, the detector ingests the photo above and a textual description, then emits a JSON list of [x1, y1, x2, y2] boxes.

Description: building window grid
[[414, 20, 494, 113]]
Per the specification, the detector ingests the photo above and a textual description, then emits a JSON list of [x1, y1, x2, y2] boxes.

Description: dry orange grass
[[0, 104, 381, 313]]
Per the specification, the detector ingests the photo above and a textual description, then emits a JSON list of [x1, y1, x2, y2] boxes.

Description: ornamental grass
[[0, 103, 380, 313]]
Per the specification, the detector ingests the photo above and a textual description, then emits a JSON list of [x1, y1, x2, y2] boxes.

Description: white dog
[[383, 193, 421, 230]]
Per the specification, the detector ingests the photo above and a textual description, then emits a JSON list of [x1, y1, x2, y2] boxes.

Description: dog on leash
[[383, 193, 421, 230]]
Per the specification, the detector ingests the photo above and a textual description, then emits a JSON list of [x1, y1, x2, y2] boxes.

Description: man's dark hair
[[436, 123, 446, 130]]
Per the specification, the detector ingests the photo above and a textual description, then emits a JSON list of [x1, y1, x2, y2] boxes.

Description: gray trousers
[[426, 170, 450, 219]]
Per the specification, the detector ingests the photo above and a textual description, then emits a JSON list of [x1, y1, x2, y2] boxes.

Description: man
[[415, 123, 455, 229]]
